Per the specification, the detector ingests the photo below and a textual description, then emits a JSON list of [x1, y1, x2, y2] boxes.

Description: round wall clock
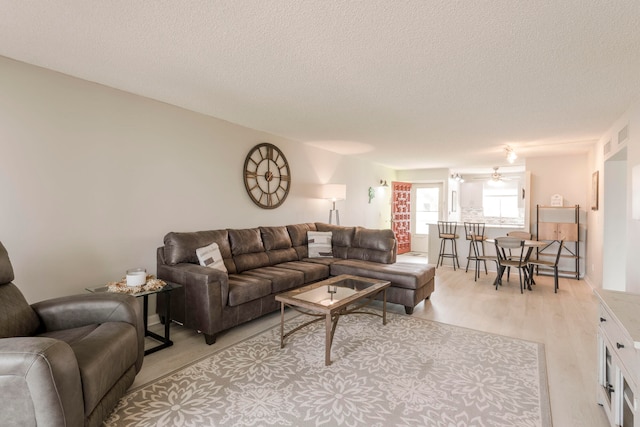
[[243, 143, 291, 209]]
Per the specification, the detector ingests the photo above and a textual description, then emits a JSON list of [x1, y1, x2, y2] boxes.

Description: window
[[415, 187, 440, 234], [483, 181, 519, 220]]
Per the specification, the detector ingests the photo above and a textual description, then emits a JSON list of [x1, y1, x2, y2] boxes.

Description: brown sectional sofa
[[156, 222, 435, 344]]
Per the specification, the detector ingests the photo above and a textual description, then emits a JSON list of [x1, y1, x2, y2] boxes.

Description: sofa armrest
[[32, 293, 144, 371], [0, 337, 84, 427], [157, 263, 228, 339]]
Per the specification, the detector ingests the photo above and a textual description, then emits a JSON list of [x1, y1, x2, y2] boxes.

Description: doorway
[[391, 182, 412, 254], [411, 184, 442, 254], [603, 148, 627, 290]]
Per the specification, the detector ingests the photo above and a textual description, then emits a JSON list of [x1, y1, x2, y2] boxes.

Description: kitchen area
[[424, 168, 530, 268]]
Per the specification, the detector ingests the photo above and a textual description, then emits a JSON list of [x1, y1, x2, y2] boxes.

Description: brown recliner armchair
[[0, 241, 144, 427]]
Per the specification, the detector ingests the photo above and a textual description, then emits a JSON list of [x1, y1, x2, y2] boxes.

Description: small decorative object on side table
[[86, 277, 181, 355]]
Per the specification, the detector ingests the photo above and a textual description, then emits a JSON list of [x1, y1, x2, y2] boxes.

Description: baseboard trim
[[147, 313, 161, 326]]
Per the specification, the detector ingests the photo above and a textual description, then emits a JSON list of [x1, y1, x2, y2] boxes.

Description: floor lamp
[[321, 184, 346, 225]]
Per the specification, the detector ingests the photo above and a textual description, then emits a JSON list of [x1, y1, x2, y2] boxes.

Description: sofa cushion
[[276, 261, 330, 283], [228, 228, 264, 255], [347, 227, 396, 264], [330, 260, 435, 290], [302, 257, 340, 267], [228, 228, 271, 273], [234, 253, 271, 273], [260, 226, 292, 250], [315, 223, 355, 258], [287, 223, 317, 259], [266, 248, 299, 265], [196, 243, 228, 273], [307, 231, 333, 258], [243, 266, 305, 294], [163, 230, 232, 266], [287, 223, 317, 247], [227, 274, 272, 307]]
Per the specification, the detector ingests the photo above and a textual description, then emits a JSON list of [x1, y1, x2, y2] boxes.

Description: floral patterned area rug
[[105, 312, 552, 427]]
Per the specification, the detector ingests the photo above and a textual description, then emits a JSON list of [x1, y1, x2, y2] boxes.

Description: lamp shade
[[320, 184, 346, 201]]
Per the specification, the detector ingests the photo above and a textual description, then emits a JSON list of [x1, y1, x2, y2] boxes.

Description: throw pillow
[[196, 242, 228, 273], [307, 231, 333, 258]]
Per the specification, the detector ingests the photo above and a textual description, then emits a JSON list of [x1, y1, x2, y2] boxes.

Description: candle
[[126, 268, 147, 286]]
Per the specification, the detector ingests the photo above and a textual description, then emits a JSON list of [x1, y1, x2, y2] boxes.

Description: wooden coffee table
[[275, 274, 390, 366]]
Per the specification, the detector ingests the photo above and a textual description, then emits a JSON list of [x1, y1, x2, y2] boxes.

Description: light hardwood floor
[[137, 255, 609, 426]]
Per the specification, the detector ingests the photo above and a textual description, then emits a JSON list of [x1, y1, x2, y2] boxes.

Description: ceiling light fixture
[[506, 146, 518, 164], [451, 173, 464, 183]]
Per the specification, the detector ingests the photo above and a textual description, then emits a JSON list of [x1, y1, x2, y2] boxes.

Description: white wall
[[627, 103, 640, 292], [526, 154, 589, 213], [587, 98, 640, 292], [525, 154, 589, 278], [0, 57, 393, 302]]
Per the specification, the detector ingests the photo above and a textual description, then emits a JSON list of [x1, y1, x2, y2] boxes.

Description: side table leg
[[144, 291, 174, 355], [143, 295, 149, 335], [164, 292, 172, 344]]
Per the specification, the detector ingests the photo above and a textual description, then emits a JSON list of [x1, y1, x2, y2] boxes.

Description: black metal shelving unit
[[535, 204, 580, 279]]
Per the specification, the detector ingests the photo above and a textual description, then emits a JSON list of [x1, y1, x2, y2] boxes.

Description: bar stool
[[464, 222, 488, 276], [437, 221, 460, 270]]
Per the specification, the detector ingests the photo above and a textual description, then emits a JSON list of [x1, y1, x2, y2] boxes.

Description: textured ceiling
[[1, 1, 639, 170]]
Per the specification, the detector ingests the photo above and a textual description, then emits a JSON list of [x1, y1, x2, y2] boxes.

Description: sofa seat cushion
[[276, 261, 330, 283], [302, 257, 340, 266], [330, 260, 436, 290], [39, 321, 138, 415], [227, 274, 272, 307], [242, 266, 305, 294]]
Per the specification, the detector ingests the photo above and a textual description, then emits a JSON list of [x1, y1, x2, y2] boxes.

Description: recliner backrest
[[0, 241, 41, 338], [0, 241, 15, 285]]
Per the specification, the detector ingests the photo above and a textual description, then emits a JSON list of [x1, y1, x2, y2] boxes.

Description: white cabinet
[[596, 290, 640, 427], [459, 181, 483, 208]]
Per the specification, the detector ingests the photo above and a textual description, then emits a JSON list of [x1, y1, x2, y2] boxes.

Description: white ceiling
[[1, 1, 639, 170]]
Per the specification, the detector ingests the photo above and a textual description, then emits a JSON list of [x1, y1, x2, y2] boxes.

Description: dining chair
[[437, 221, 460, 270], [494, 237, 527, 293], [504, 231, 532, 280], [464, 222, 487, 275], [527, 240, 564, 293], [507, 231, 532, 240], [468, 232, 497, 281]]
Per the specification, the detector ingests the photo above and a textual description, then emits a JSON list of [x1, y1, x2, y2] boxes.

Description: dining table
[[485, 238, 547, 290]]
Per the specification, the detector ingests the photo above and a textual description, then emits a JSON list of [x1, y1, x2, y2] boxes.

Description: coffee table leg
[[383, 289, 387, 325], [280, 302, 285, 349], [325, 313, 332, 366]]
